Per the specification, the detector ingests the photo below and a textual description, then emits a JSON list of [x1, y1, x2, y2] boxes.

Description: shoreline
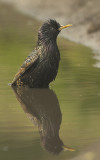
[[1, 0, 100, 54]]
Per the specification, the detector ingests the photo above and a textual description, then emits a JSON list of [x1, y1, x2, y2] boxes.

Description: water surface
[[0, 3, 100, 160]]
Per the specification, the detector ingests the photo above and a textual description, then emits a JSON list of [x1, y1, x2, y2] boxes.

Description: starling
[[11, 19, 72, 88], [12, 86, 75, 154]]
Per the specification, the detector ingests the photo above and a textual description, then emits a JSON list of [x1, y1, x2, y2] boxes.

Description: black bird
[[12, 86, 75, 154], [11, 19, 72, 88]]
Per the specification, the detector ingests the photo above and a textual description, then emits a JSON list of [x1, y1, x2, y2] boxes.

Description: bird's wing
[[12, 47, 42, 84]]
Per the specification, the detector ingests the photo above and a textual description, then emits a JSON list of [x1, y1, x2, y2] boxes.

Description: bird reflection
[[12, 86, 74, 154]]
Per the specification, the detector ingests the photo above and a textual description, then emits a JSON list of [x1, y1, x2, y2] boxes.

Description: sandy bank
[[0, 0, 100, 53]]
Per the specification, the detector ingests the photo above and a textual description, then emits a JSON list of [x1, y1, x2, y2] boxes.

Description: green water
[[0, 3, 100, 160]]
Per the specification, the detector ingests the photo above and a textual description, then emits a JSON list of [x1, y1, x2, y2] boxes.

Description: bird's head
[[38, 19, 72, 44]]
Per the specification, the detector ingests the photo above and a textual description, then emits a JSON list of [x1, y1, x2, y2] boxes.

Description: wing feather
[[12, 47, 41, 84]]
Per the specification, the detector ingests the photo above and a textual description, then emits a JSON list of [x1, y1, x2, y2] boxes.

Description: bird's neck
[[38, 39, 57, 46], [37, 39, 58, 54], [37, 32, 57, 46]]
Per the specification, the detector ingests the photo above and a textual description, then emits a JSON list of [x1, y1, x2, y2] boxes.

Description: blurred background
[[0, 1, 100, 160], [0, 0, 100, 52]]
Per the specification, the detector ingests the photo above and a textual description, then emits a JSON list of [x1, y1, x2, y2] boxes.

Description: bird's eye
[[51, 27, 54, 31]]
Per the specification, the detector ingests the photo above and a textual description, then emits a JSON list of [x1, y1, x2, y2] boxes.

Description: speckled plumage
[[11, 19, 62, 88]]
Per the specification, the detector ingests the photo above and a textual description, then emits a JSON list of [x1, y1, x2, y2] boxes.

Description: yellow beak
[[63, 145, 75, 152], [59, 24, 72, 31]]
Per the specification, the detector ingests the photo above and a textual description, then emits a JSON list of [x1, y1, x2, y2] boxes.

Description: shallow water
[[0, 3, 100, 160]]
